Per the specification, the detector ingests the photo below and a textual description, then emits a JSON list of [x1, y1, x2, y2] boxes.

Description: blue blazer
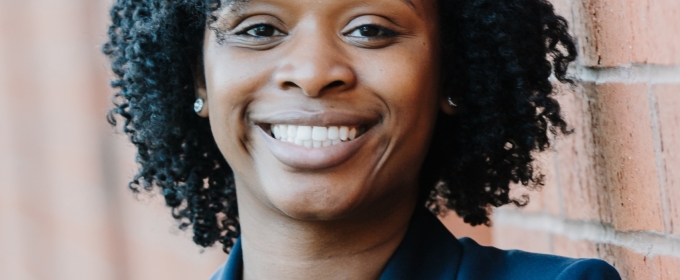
[[210, 207, 621, 279]]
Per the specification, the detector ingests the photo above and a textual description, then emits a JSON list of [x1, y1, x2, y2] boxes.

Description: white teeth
[[312, 126, 328, 141], [279, 125, 288, 138], [339, 127, 349, 140], [272, 126, 280, 139], [269, 124, 365, 148], [297, 126, 312, 140], [287, 125, 298, 139], [328, 126, 339, 140]]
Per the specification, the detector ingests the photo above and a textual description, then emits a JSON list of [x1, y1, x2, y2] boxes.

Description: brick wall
[[489, 0, 680, 279]]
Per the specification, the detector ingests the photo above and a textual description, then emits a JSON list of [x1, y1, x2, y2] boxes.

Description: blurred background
[[0, 0, 678, 279], [0, 0, 228, 279]]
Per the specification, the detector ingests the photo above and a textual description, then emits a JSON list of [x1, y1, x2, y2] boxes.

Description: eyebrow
[[222, 0, 419, 18], [400, 0, 416, 10]]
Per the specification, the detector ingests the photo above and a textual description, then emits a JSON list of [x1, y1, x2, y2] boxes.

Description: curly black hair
[[104, 0, 576, 253]]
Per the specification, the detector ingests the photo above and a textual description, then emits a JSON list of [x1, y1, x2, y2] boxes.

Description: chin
[[264, 179, 370, 221]]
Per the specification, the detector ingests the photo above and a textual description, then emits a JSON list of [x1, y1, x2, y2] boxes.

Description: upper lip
[[250, 110, 381, 127]]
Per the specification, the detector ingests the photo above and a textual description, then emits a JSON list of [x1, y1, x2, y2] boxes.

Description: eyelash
[[234, 23, 399, 39], [345, 24, 399, 39], [235, 23, 286, 38]]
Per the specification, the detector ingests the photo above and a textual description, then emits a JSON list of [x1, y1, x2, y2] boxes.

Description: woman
[[104, 0, 621, 279]]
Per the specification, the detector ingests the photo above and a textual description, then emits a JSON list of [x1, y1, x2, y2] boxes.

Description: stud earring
[[194, 98, 204, 113], [447, 97, 457, 107]]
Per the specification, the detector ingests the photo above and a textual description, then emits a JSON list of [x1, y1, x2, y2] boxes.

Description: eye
[[346, 25, 396, 38], [239, 24, 285, 37]]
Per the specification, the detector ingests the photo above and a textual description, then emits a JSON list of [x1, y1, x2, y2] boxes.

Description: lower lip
[[257, 126, 373, 170]]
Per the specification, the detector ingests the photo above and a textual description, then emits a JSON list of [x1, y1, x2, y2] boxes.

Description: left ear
[[439, 95, 457, 115], [191, 56, 209, 118]]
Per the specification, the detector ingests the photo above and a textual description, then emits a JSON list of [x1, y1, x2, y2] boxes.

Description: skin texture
[[195, 0, 443, 278]]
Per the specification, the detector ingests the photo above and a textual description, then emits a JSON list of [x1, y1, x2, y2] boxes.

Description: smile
[[257, 123, 375, 170], [269, 124, 368, 148], [252, 111, 380, 170]]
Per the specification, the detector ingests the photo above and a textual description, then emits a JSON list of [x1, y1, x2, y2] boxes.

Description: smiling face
[[197, 0, 442, 221]]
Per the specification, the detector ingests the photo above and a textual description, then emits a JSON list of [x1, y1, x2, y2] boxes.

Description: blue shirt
[[210, 207, 621, 279]]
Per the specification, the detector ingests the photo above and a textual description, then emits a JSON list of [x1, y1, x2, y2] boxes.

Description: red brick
[[542, 185, 563, 217], [654, 84, 680, 236], [594, 83, 663, 232], [574, 0, 633, 66], [517, 186, 545, 213], [574, 0, 680, 66], [504, 151, 560, 215], [599, 245, 650, 280], [554, 83, 612, 223], [552, 235, 600, 259], [628, 0, 680, 65], [653, 255, 680, 280], [537, 151, 563, 216], [439, 211, 493, 246], [492, 225, 552, 255], [505, 182, 540, 213]]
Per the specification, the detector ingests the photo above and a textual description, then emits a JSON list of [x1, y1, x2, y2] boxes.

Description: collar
[[215, 207, 463, 280]]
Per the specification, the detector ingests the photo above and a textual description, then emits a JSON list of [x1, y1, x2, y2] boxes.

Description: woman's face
[[199, 0, 442, 220]]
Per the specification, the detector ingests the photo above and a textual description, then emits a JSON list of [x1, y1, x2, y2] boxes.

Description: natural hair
[[103, 0, 576, 253]]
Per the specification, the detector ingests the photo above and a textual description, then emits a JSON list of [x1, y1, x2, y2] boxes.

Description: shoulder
[[456, 237, 621, 280]]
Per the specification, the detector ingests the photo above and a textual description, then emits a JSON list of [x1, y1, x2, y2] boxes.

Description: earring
[[447, 97, 457, 107], [194, 98, 204, 113]]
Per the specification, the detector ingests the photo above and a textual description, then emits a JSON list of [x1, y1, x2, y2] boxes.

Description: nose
[[273, 35, 356, 97]]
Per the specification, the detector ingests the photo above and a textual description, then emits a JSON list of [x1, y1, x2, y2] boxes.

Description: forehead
[[219, 0, 428, 17], [224, 0, 418, 6]]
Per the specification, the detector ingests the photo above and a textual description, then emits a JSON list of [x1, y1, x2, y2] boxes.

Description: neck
[[236, 185, 418, 280]]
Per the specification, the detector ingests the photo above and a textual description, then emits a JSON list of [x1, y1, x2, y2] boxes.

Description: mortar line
[[494, 210, 680, 258], [647, 85, 671, 235], [574, 64, 680, 84]]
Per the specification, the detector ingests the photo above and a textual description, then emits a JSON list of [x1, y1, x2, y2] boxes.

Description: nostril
[[326, 80, 345, 89], [280, 80, 346, 96], [282, 81, 298, 89]]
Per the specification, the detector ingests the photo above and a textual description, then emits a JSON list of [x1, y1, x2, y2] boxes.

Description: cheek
[[344, 42, 441, 191], [359, 44, 441, 133], [203, 49, 274, 169], [363, 42, 441, 179]]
